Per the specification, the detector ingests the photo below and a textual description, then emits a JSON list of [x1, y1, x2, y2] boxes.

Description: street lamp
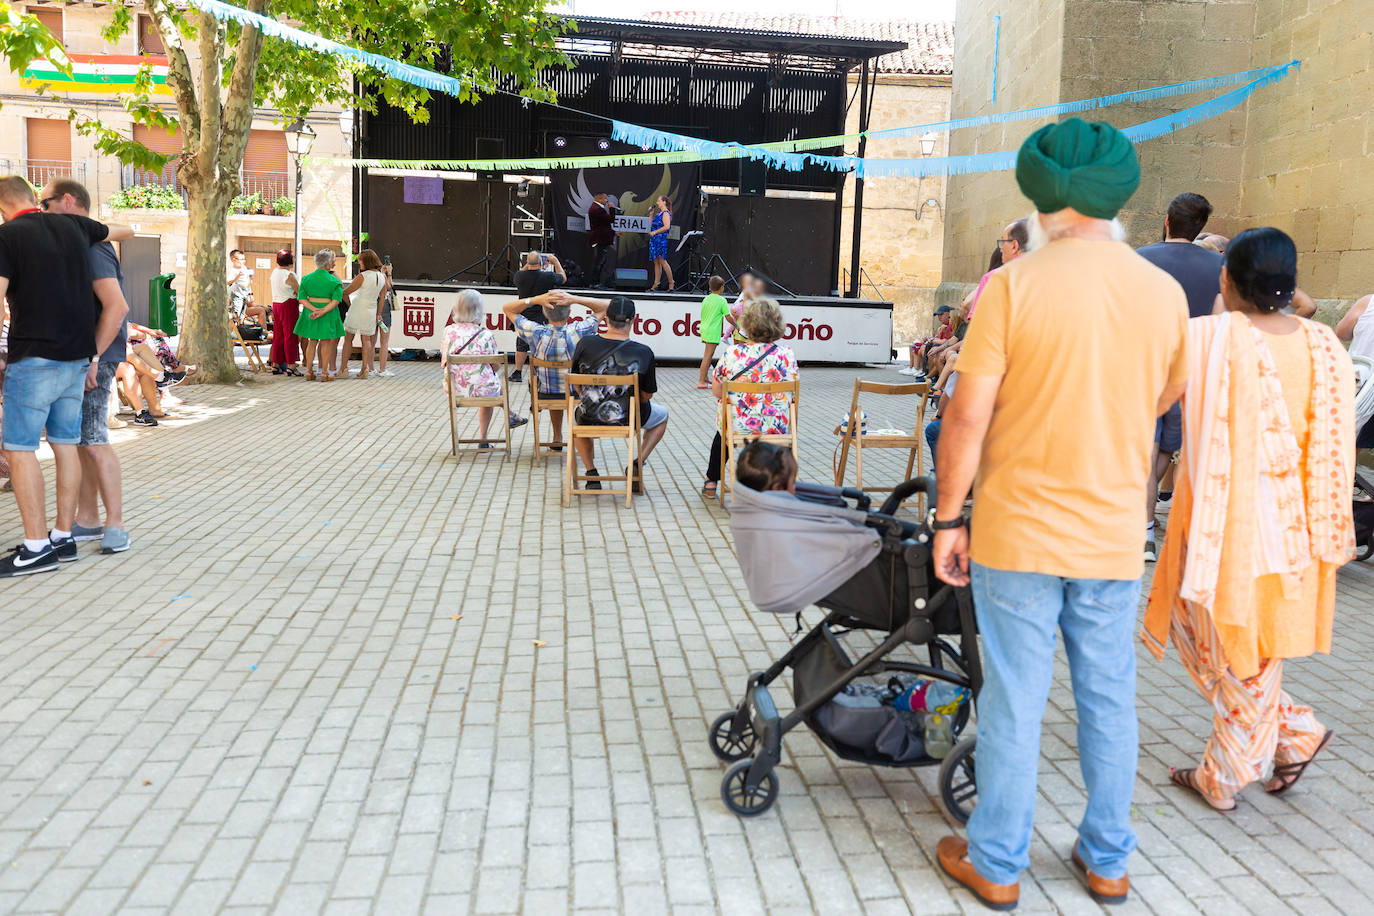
[[284, 119, 317, 270], [920, 134, 937, 157]]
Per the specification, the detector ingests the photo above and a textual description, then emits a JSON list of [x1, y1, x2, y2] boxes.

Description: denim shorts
[[79, 362, 119, 447], [1154, 400, 1182, 453], [643, 400, 669, 431], [2, 357, 90, 451]]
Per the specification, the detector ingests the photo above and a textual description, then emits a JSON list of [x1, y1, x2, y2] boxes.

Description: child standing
[[696, 275, 728, 389]]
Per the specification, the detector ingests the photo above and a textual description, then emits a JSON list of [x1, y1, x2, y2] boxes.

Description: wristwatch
[[931, 515, 967, 531]]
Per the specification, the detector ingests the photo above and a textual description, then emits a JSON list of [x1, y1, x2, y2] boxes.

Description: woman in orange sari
[[1144, 227, 1356, 810]]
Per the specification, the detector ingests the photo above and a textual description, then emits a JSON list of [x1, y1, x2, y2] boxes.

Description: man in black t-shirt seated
[[509, 251, 565, 383], [0, 174, 133, 577], [565, 295, 667, 493]]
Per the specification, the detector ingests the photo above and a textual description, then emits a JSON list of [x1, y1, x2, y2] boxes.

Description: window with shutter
[[131, 125, 184, 190], [26, 7, 62, 45], [138, 15, 165, 55], [25, 118, 72, 187], [241, 130, 289, 200]]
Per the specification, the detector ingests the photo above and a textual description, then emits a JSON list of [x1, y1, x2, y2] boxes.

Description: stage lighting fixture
[[597, 138, 611, 151], [517, 178, 531, 198], [553, 136, 567, 148]]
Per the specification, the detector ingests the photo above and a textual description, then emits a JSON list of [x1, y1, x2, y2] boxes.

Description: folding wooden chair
[[834, 379, 931, 505], [563, 373, 641, 508], [443, 352, 514, 458], [718, 378, 800, 505], [528, 356, 573, 465], [228, 310, 268, 373]]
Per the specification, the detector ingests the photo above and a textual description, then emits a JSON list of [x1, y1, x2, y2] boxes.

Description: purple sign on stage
[[403, 176, 444, 205]]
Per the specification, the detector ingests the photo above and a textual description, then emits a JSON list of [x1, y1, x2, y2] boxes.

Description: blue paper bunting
[[186, 0, 1296, 181], [186, 0, 466, 96]]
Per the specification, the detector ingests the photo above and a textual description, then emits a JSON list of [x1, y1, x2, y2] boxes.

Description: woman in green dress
[[294, 248, 347, 381]]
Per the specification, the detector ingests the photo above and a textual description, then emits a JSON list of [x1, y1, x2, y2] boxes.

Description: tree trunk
[[180, 179, 239, 383]]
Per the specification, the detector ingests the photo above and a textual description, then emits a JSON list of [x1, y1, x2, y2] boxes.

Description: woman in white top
[[268, 249, 302, 375], [1337, 293, 1374, 446], [340, 249, 390, 380]]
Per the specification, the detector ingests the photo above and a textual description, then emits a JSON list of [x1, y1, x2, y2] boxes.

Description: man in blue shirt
[[1136, 192, 1222, 560], [42, 178, 135, 554]]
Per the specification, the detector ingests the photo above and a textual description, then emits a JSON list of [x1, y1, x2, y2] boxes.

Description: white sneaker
[[377, 369, 396, 377], [898, 367, 920, 376]]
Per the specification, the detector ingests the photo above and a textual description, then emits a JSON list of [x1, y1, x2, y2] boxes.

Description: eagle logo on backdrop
[[564, 167, 681, 258]]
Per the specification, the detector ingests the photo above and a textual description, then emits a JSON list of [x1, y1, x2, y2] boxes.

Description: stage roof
[[560, 15, 908, 69]]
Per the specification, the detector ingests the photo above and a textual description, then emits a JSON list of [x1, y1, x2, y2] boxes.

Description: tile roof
[[640, 11, 953, 75]]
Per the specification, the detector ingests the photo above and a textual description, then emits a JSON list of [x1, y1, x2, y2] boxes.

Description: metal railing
[[237, 169, 290, 201], [842, 266, 887, 301], [121, 163, 290, 203], [14, 159, 86, 189]]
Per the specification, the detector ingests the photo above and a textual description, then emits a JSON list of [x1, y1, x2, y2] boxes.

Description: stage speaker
[[614, 267, 648, 289], [739, 160, 766, 197], [476, 137, 504, 181]]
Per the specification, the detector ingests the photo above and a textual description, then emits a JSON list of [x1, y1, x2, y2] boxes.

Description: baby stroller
[[709, 477, 983, 822], [1353, 356, 1374, 561]]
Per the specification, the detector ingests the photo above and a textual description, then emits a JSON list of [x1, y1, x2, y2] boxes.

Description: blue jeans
[[967, 563, 1140, 884], [924, 418, 941, 472], [1, 357, 89, 451]]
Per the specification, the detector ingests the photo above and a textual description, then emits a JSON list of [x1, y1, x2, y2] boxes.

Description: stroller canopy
[[730, 483, 882, 614]]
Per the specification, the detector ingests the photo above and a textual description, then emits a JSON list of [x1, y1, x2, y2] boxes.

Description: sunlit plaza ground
[[1, 361, 1372, 914]]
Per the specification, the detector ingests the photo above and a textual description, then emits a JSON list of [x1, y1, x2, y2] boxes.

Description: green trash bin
[[148, 273, 177, 336]]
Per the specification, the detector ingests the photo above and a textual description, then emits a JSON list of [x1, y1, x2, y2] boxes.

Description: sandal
[[287, 367, 304, 377], [1265, 729, 1334, 795], [701, 481, 718, 498], [696, 382, 710, 390], [1169, 767, 1236, 811]]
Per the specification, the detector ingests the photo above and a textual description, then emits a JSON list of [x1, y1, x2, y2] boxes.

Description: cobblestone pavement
[[1, 359, 1372, 915]]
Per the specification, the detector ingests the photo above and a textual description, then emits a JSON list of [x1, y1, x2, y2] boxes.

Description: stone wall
[[1241, 0, 1373, 302], [837, 75, 951, 343], [945, 0, 1373, 319], [942, 0, 1067, 305]]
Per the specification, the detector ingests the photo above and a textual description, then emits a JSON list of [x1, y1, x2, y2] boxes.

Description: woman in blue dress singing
[[647, 196, 674, 292]]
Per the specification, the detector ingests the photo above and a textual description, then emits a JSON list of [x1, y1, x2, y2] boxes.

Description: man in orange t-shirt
[[929, 119, 1188, 911]]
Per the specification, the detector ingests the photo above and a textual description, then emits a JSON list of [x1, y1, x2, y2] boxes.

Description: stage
[[391, 282, 893, 364]]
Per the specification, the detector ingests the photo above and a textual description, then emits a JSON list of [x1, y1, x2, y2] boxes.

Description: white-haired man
[[931, 119, 1188, 909]]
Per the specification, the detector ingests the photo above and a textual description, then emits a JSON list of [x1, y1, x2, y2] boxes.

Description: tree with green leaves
[[3, 1, 567, 381]]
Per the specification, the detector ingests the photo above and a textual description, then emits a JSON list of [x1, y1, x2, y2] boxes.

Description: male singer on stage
[[587, 192, 618, 289]]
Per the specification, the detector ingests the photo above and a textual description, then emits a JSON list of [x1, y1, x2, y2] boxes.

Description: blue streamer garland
[[183, 0, 1297, 180], [854, 62, 1298, 179], [613, 60, 1298, 166], [185, 0, 467, 96]]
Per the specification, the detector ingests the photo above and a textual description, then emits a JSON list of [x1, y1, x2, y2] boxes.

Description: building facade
[[941, 0, 1372, 323], [1, 1, 354, 320]]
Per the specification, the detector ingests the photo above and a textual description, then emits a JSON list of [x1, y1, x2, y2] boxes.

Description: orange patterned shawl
[[1143, 313, 1355, 680]]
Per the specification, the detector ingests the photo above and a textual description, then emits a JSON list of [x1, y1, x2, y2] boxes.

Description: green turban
[[1015, 118, 1140, 219]]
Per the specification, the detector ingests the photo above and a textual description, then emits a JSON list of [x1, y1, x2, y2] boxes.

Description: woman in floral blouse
[[702, 298, 798, 497], [443, 289, 526, 446]]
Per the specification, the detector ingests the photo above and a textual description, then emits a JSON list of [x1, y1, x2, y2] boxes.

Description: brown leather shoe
[[937, 836, 1019, 911], [1071, 846, 1129, 905]]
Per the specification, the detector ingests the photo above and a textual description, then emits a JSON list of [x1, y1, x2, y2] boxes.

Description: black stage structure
[[352, 17, 902, 298]]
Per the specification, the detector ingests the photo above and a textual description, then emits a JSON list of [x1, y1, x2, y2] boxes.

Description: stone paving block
[[2, 364, 1372, 913]]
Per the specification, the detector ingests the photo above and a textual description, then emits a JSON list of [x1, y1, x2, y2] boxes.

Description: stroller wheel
[[721, 759, 779, 817], [938, 736, 978, 825], [1356, 537, 1372, 562], [708, 710, 758, 762]]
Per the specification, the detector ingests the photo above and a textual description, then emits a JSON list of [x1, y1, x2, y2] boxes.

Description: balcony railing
[[1, 159, 87, 189], [121, 163, 290, 204]]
